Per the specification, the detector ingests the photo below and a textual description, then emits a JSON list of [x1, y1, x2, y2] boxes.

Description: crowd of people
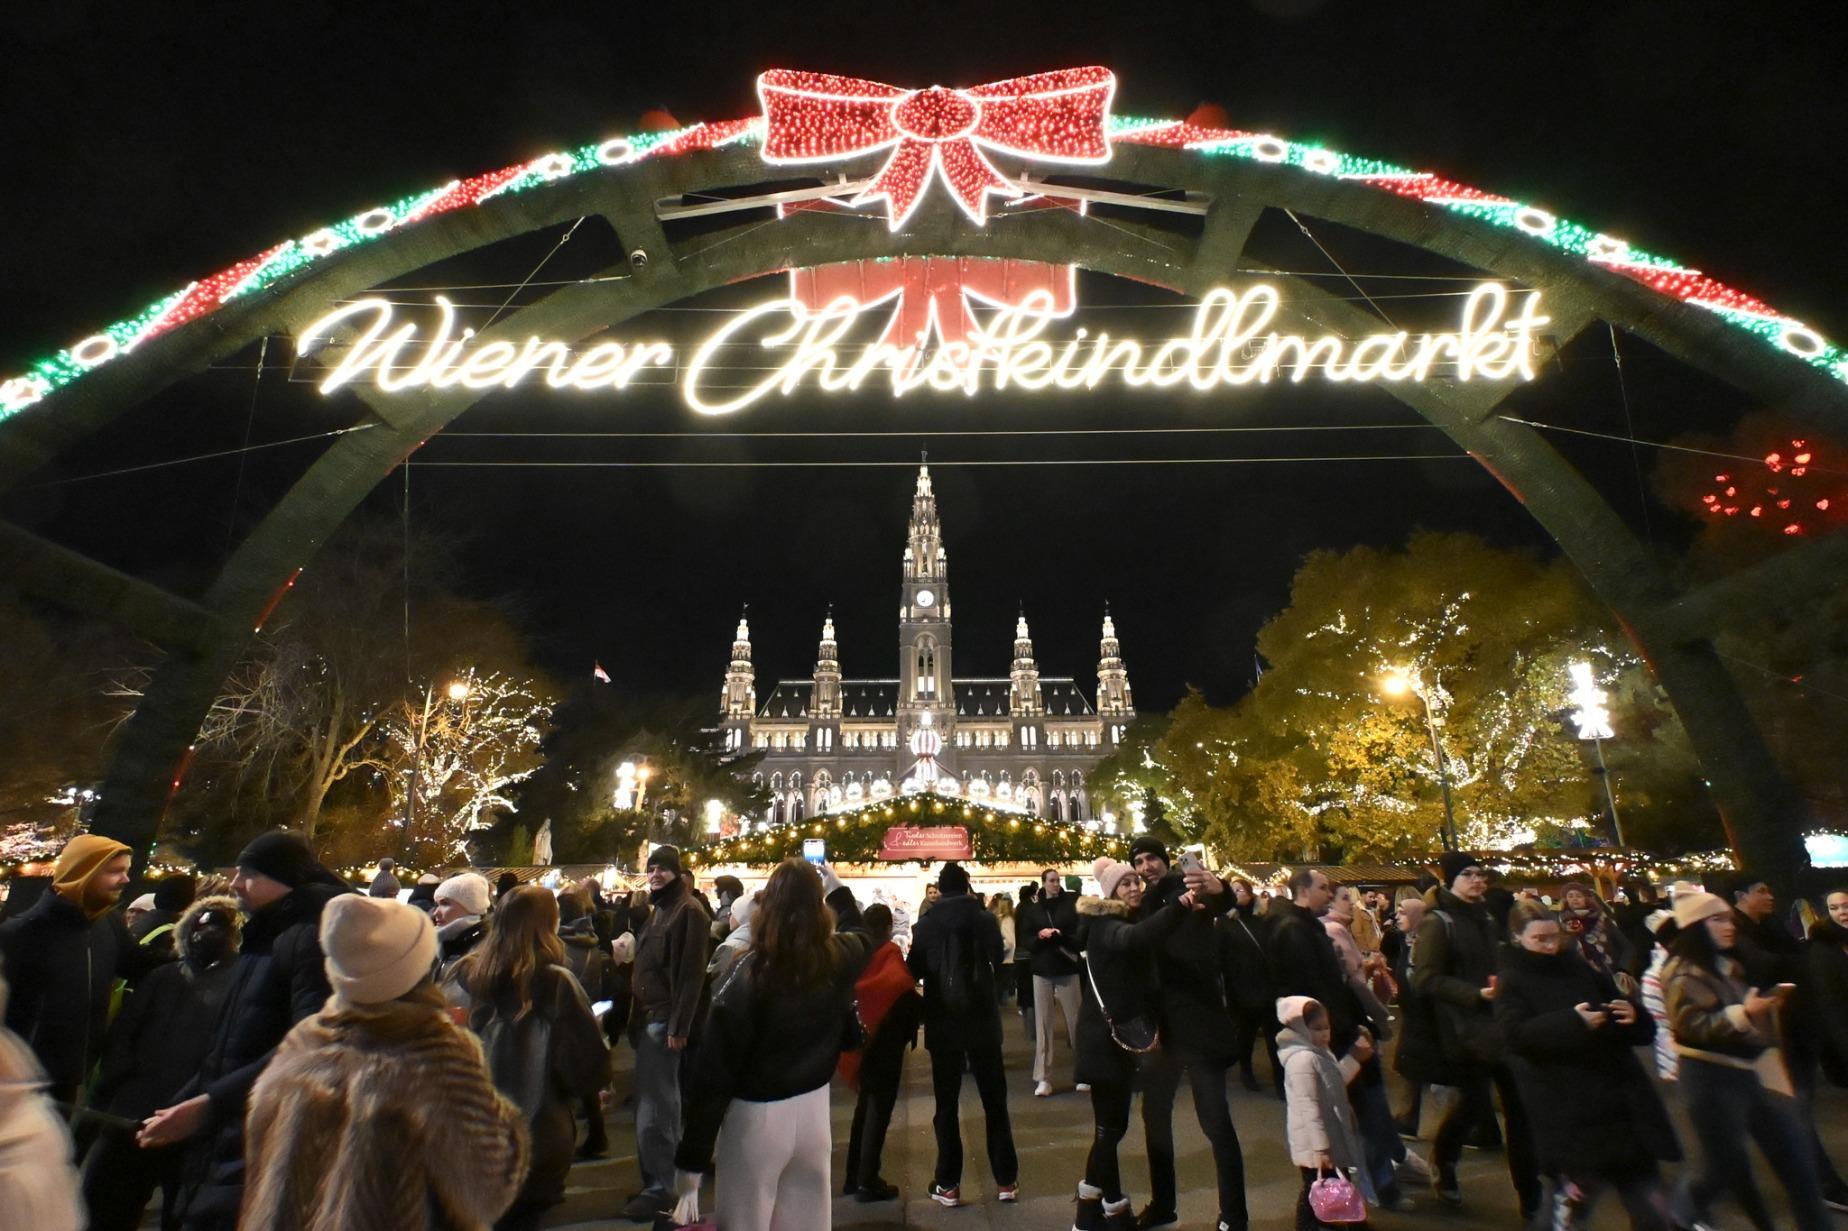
[[0, 829, 1843, 1231]]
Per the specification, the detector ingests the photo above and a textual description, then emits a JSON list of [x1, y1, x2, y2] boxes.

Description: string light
[[6, 72, 1844, 422]]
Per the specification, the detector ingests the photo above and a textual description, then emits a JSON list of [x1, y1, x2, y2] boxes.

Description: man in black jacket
[[0, 833, 171, 1107], [1025, 866, 1082, 1096], [137, 830, 346, 1231], [1128, 836, 1245, 1231], [1412, 850, 1539, 1217], [906, 862, 1018, 1208]]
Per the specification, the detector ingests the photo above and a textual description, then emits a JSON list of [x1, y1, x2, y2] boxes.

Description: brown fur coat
[[241, 986, 529, 1231]]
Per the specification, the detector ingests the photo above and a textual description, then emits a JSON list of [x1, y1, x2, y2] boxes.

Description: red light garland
[[758, 67, 1115, 228]]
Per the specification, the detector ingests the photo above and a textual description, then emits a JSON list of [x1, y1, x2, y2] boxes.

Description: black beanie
[[646, 844, 684, 875], [1128, 835, 1170, 866], [152, 873, 197, 912], [938, 862, 971, 894], [1438, 850, 1484, 888], [235, 831, 321, 889]]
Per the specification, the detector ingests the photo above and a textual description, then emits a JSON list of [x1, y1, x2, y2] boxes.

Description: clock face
[[915, 589, 936, 607]]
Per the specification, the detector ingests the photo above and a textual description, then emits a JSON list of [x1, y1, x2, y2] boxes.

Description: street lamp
[[1380, 667, 1458, 852], [1567, 661, 1625, 847]]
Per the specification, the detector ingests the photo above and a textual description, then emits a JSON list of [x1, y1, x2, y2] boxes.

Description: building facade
[[718, 465, 1134, 825]]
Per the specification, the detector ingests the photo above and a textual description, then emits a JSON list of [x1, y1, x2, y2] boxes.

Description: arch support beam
[[0, 520, 231, 652]]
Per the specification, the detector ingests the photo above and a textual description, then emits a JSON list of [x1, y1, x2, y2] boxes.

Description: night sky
[[4, 4, 1843, 711]]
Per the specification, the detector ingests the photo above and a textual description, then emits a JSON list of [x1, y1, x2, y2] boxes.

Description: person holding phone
[[1495, 900, 1678, 1228], [1662, 891, 1828, 1231]]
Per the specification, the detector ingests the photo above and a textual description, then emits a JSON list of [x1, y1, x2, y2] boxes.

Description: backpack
[[937, 920, 978, 1017]]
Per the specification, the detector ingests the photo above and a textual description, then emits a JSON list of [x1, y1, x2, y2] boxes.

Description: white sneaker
[[1074, 1082, 1091, 1092], [1397, 1150, 1434, 1182], [1034, 1080, 1053, 1097]]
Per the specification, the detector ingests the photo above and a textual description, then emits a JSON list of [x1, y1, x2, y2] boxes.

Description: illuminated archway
[[3, 67, 1843, 881]]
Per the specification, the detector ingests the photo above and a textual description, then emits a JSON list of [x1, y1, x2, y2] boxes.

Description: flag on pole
[[592, 662, 612, 684]]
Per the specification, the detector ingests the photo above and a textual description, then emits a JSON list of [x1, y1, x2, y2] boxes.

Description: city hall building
[[717, 465, 1134, 826]]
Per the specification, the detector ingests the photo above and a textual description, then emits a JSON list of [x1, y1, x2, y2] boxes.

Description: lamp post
[[405, 676, 471, 839], [1567, 661, 1625, 847], [1381, 668, 1458, 852]]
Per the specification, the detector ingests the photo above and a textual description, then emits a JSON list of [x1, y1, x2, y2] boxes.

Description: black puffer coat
[[0, 887, 171, 1103], [1411, 886, 1503, 1081], [1494, 943, 1680, 1176], [1216, 905, 1272, 1014], [177, 879, 345, 1226], [1074, 894, 1189, 1087], [1135, 871, 1236, 1061]]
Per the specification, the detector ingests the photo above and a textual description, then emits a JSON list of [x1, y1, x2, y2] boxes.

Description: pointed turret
[[811, 609, 841, 719], [721, 607, 755, 721], [904, 461, 945, 582], [1009, 605, 1042, 717], [1097, 604, 1134, 722]]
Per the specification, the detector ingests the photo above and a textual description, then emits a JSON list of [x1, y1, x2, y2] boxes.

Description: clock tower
[[898, 461, 953, 772]]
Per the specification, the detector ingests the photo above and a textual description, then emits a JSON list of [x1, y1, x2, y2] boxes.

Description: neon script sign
[[299, 282, 1549, 414]]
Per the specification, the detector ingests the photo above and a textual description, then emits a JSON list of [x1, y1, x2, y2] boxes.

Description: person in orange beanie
[[0, 834, 171, 1105]]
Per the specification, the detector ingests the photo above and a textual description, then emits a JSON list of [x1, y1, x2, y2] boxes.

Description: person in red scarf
[[841, 903, 922, 1204]]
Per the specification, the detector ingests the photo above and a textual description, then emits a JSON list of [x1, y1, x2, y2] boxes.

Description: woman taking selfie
[[1067, 856, 1196, 1230], [1662, 891, 1827, 1231], [1494, 900, 1678, 1228]]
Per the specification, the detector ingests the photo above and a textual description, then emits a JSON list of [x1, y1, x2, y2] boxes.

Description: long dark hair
[[1669, 915, 1723, 973], [751, 859, 836, 991], [464, 885, 564, 1018]]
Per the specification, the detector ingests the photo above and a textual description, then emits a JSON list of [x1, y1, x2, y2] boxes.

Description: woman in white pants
[[674, 859, 875, 1229]]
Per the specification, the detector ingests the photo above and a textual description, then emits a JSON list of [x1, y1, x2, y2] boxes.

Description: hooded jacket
[[1494, 942, 1679, 1175], [243, 987, 528, 1231], [1073, 893, 1188, 1085], [677, 885, 872, 1172], [176, 877, 346, 1225], [89, 895, 243, 1122], [558, 917, 614, 1003], [1275, 995, 1372, 1196], [0, 872, 171, 1102], [905, 890, 1004, 1051]]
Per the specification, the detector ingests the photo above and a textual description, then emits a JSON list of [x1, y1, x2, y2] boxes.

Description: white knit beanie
[[1093, 856, 1134, 901], [320, 895, 438, 1006], [434, 872, 491, 918]]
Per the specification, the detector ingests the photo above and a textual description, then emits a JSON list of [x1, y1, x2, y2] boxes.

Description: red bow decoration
[[758, 67, 1116, 229]]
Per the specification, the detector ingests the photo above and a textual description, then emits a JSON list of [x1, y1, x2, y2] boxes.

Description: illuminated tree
[[1158, 534, 1717, 861]]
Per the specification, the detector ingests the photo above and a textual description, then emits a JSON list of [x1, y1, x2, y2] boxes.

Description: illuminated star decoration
[[757, 67, 1116, 230], [1566, 661, 1614, 741]]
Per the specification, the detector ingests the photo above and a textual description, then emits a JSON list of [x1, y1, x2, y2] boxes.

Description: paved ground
[[543, 1014, 1848, 1229]]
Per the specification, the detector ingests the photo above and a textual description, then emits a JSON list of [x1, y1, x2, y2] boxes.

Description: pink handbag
[[1308, 1168, 1368, 1224]]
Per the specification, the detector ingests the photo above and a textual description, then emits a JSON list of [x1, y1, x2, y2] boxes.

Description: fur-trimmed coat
[[242, 986, 528, 1231], [1073, 894, 1189, 1087]]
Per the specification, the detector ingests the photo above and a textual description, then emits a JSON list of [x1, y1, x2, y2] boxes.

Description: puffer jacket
[[0, 887, 171, 1102], [89, 896, 243, 1122], [677, 886, 871, 1172], [1073, 894, 1188, 1086], [244, 986, 528, 1231], [1662, 949, 1774, 1063], [177, 878, 346, 1226], [1025, 890, 1081, 978], [1275, 995, 1373, 1199], [1494, 942, 1679, 1175], [1411, 886, 1503, 1078]]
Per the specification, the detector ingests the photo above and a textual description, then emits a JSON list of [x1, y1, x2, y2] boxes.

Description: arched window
[[914, 637, 937, 698], [791, 793, 806, 822], [1049, 794, 1063, 822], [1071, 793, 1086, 822]]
